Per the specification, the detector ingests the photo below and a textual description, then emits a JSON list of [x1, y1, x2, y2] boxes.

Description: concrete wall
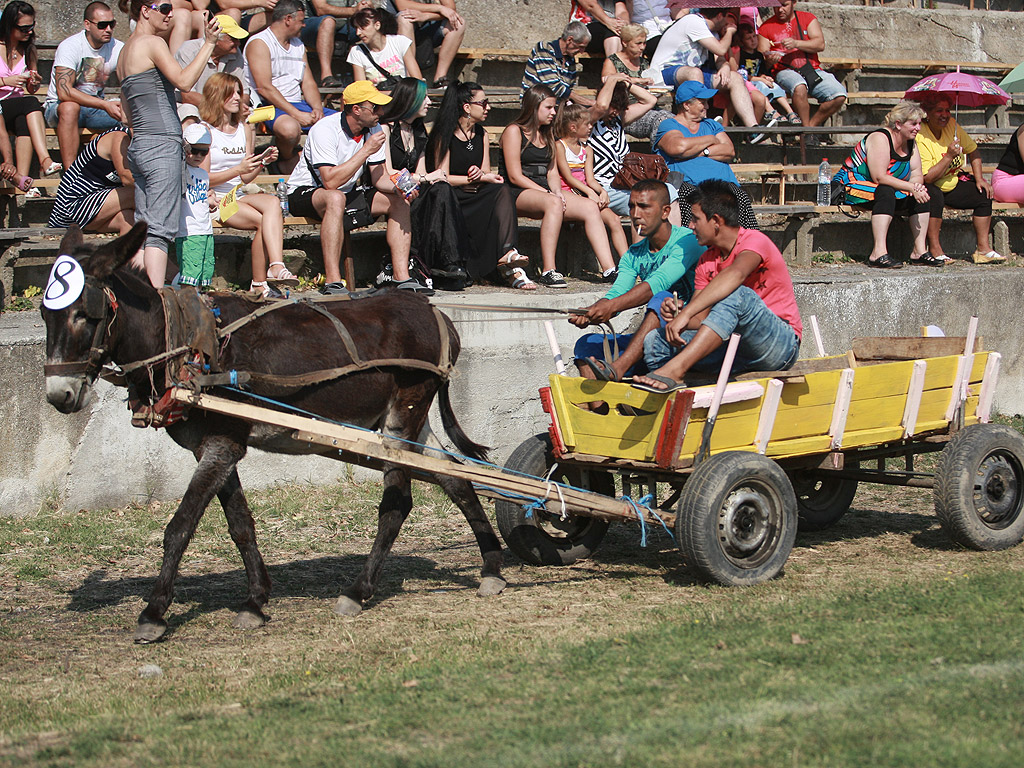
[[2, 268, 1022, 516]]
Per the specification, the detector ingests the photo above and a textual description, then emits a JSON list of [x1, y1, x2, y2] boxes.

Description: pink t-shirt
[[694, 227, 803, 339], [0, 51, 28, 99]]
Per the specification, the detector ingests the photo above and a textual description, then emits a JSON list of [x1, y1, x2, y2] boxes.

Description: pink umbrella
[[904, 67, 1010, 112]]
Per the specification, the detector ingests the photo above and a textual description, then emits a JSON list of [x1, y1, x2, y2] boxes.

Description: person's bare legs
[[633, 324, 723, 389], [311, 188, 347, 283], [563, 194, 616, 272], [316, 17, 337, 80], [373, 190, 412, 281], [272, 116, 302, 175], [790, 84, 811, 127], [869, 213, 893, 260], [129, 245, 170, 288], [972, 215, 992, 253], [926, 211, 945, 257], [223, 195, 284, 282], [600, 205, 628, 258], [909, 211, 929, 258], [434, 20, 466, 82], [750, 87, 767, 123], [87, 188, 136, 234], [808, 94, 845, 128], [55, 102, 83, 171], [515, 188, 564, 273], [726, 77, 757, 127]]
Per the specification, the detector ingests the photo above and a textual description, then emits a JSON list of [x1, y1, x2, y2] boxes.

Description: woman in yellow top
[[917, 94, 1004, 264]]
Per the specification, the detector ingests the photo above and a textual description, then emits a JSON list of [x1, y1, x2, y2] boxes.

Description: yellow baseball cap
[[215, 14, 248, 39], [342, 80, 392, 106]]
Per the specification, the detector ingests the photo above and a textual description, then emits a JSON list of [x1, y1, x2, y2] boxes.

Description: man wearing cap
[[43, 1, 124, 172], [286, 81, 423, 295], [175, 14, 249, 108], [245, 0, 332, 174]]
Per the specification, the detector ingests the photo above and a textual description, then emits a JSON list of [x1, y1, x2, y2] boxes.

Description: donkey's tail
[[438, 379, 489, 462]]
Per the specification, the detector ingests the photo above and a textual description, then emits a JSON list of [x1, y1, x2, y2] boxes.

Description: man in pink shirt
[[633, 179, 802, 392]]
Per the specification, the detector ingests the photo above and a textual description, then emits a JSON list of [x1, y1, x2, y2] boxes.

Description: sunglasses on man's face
[[15, 23, 34, 32], [149, 3, 173, 15], [90, 19, 116, 29]]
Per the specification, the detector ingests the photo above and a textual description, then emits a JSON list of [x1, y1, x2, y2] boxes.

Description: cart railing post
[[901, 360, 927, 438], [829, 368, 856, 450], [695, 333, 741, 465]]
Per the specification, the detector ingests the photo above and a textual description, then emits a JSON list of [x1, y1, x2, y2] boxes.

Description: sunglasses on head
[[149, 3, 173, 14], [90, 19, 116, 29], [15, 22, 34, 32], [187, 146, 209, 156]]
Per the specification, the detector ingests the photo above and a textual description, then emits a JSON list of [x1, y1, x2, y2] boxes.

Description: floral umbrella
[[904, 67, 1011, 114]]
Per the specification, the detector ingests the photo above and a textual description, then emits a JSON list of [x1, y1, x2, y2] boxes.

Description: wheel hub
[[975, 453, 1021, 528], [718, 489, 771, 556]]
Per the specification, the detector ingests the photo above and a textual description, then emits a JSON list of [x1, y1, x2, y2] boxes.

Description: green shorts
[[176, 234, 215, 286]]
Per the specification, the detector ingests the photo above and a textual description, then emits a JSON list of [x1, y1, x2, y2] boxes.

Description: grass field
[[2, 462, 1024, 767]]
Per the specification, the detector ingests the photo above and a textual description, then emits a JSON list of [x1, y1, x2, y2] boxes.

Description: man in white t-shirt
[[286, 81, 422, 295], [649, 6, 761, 137], [43, 1, 124, 172], [245, 0, 332, 174], [175, 15, 248, 108]]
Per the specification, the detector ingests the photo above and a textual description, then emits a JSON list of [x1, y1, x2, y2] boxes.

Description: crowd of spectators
[[19, 0, 1014, 304]]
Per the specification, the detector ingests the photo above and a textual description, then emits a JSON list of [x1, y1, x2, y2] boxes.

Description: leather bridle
[[42, 277, 118, 379]]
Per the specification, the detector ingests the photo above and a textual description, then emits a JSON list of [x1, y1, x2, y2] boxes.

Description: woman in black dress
[[377, 76, 469, 287], [425, 80, 535, 289]]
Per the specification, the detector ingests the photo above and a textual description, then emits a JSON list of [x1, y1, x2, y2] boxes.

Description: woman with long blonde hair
[[200, 72, 294, 295]]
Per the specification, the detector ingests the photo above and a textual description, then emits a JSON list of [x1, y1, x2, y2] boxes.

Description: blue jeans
[[751, 80, 787, 103], [265, 100, 338, 131], [43, 99, 121, 131], [573, 291, 674, 377], [774, 67, 847, 103], [643, 285, 800, 375]]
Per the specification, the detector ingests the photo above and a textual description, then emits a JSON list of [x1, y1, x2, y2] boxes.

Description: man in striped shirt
[[521, 21, 595, 106]]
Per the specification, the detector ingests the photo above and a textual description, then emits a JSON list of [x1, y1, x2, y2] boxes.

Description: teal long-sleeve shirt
[[604, 225, 703, 303]]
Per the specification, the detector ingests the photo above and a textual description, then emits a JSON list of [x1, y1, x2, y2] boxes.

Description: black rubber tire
[[788, 467, 858, 532], [934, 423, 1024, 551], [494, 433, 613, 565], [676, 452, 798, 586]]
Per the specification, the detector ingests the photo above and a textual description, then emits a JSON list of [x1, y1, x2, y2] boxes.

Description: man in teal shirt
[[571, 179, 702, 381]]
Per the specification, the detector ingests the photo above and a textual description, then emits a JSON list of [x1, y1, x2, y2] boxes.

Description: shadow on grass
[[795, 505, 959, 551]]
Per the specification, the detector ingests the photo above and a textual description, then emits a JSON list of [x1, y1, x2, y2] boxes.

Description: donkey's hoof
[[477, 576, 507, 597], [134, 618, 167, 644], [334, 595, 362, 617], [233, 608, 268, 630]]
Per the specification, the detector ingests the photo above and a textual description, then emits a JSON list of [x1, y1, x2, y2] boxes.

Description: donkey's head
[[42, 223, 148, 413]]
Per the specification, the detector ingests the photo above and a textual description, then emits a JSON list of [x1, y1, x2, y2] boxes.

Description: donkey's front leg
[[135, 437, 247, 643], [218, 469, 272, 630], [334, 464, 413, 617]]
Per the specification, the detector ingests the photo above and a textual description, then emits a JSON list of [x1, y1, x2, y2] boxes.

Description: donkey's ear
[[57, 224, 84, 257], [87, 222, 148, 279]]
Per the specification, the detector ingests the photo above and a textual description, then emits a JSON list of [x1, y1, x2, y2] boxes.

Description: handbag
[[358, 44, 401, 91], [611, 152, 669, 190], [792, 14, 822, 91]]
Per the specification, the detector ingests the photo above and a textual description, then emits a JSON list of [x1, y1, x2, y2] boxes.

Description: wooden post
[[977, 352, 1001, 424], [829, 368, 855, 450], [901, 360, 927, 438]]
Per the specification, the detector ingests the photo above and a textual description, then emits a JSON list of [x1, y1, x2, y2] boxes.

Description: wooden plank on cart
[[852, 336, 983, 360], [169, 389, 666, 525]]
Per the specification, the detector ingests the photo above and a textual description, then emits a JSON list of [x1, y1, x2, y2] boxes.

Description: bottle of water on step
[[276, 178, 289, 216], [816, 158, 831, 207]]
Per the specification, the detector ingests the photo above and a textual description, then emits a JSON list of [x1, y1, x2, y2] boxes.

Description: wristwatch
[[702, 147, 711, 157]]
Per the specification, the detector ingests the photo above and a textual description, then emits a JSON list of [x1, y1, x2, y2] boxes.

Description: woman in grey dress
[[116, 0, 221, 288]]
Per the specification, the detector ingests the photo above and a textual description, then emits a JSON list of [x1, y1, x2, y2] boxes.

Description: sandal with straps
[[267, 261, 300, 286], [507, 266, 537, 290], [497, 248, 530, 275]]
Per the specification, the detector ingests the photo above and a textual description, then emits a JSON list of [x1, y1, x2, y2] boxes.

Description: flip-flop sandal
[[868, 253, 903, 269], [508, 266, 537, 290], [267, 262, 300, 286], [631, 373, 687, 394], [582, 356, 620, 382], [910, 252, 944, 267]]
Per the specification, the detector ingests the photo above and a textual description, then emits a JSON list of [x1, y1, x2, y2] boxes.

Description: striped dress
[[48, 127, 129, 230], [833, 129, 914, 205]]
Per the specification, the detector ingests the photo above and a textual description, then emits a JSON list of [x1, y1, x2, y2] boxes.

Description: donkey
[[42, 223, 506, 643]]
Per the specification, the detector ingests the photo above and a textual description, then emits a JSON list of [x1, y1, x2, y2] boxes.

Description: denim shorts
[[751, 80, 787, 102], [774, 67, 847, 103], [643, 285, 800, 375], [43, 99, 121, 131]]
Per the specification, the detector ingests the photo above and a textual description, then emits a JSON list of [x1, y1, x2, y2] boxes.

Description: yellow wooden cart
[[494, 334, 1023, 586]]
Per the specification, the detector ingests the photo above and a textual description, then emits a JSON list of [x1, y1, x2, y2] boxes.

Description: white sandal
[[43, 162, 62, 177], [507, 266, 537, 290], [266, 261, 299, 286], [249, 280, 283, 299]]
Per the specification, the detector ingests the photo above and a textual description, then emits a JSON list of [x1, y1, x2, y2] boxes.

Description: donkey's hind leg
[[218, 469, 272, 630], [434, 473, 506, 597], [136, 435, 247, 643], [334, 464, 413, 618]]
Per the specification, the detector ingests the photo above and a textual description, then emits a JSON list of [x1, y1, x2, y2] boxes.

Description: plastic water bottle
[[816, 158, 831, 206], [390, 169, 419, 198], [276, 177, 289, 216]]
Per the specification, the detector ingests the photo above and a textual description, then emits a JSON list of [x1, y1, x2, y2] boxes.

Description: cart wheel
[[934, 423, 1024, 551], [495, 433, 612, 566], [677, 452, 797, 586], [788, 467, 858, 532]]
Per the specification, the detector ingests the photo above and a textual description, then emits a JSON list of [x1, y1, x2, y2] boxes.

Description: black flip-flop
[[868, 253, 903, 269], [631, 373, 688, 394], [909, 252, 944, 267], [582, 356, 620, 382]]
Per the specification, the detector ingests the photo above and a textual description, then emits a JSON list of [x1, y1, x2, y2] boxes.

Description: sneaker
[[762, 110, 780, 128], [375, 262, 394, 288], [537, 269, 568, 288], [972, 249, 1006, 264], [601, 267, 618, 283], [394, 277, 435, 295], [320, 281, 350, 296], [805, 133, 821, 147], [786, 113, 802, 125]]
